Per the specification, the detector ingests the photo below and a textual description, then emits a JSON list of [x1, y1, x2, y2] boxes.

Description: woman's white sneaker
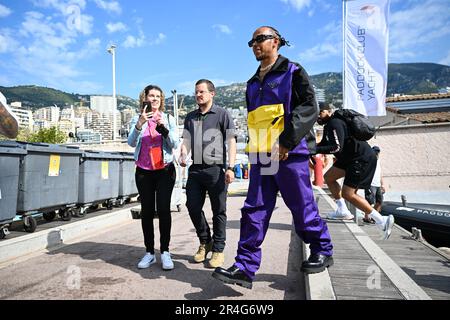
[[137, 253, 156, 269], [161, 251, 174, 270]]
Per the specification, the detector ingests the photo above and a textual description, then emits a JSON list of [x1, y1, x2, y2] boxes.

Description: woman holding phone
[[128, 84, 179, 270]]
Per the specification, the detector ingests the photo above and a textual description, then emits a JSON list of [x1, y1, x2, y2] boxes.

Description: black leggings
[[135, 163, 176, 254]]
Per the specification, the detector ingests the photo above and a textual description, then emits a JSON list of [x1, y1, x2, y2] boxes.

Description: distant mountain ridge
[[182, 62, 450, 110], [0, 85, 138, 110], [308, 63, 450, 100], [1, 63, 449, 111]]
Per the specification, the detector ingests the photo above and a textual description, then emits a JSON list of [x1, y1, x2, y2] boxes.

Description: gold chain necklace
[[259, 62, 274, 72]]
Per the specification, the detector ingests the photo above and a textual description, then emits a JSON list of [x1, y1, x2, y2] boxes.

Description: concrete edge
[[0, 205, 140, 268], [302, 186, 336, 300], [314, 186, 432, 300], [303, 243, 336, 300]]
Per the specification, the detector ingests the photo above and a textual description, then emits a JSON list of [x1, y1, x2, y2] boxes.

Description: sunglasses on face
[[248, 34, 276, 47]]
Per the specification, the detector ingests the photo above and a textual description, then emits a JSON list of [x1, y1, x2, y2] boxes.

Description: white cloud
[[0, 74, 13, 86], [318, 0, 333, 12], [208, 79, 231, 87], [30, 0, 87, 12], [150, 33, 166, 45], [123, 32, 166, 48], [299, 20, 341, 62], [439, 51, 450, 66], [319, 20, 341, 35], [106, 22, 127, 33], [299, 43, 340, 62], [28, 0, 93, 35], [389, 0, 450, 59], [63, 79, 104, 94], [176, 81, 197, 95], [2, 4, 101, 92], [280, 0, 311, 12], [123, 31, 145, 48], [66, 38, 101, 60], [76, 12, 94, 35], [20, 12, 73, 48], [212, 24, 232, 35], [0, 29, 19, 53], [94, 0, 121, 14], [0, 4, 12, 17]]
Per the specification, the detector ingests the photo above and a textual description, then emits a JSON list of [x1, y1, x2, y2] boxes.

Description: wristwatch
[[226, 166, 234, 172]]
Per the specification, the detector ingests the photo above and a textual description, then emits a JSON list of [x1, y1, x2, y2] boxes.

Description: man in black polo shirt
[[179, 79, 236, 268]]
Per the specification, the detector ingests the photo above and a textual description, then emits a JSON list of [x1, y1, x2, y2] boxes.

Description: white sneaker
[[327, 207, 354, 220], [380, 215, 395, 240], [161, 251, 174, 270], [137, 253, 156, 269]]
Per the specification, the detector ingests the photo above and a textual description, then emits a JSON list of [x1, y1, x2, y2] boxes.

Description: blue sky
[[1, 0, 449, 99]]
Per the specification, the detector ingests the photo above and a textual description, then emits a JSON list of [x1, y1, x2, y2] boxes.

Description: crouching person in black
[[316, 102, 394, 240]]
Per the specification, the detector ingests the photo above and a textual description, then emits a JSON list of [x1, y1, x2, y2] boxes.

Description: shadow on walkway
[[48, 241, 299, 300]]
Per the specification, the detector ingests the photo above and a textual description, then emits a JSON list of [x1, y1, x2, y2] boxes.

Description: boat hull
[[381, 202, 450, 247]]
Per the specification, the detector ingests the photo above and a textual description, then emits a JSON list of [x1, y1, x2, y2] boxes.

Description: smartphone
[[142, 102, 153, 117]]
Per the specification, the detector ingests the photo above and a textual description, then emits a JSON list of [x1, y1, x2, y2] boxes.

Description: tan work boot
[[193, 241, 213, 263], [208, 252, 225, 268]]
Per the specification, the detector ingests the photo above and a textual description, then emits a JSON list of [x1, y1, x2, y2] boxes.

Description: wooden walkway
[[313, 188, 450, 300]]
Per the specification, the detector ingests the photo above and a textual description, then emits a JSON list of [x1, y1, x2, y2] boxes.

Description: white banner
[[344, 0, 390, 116]]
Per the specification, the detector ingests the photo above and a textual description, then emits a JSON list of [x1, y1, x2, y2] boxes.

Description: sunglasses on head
[[248, 34, 276, 47]]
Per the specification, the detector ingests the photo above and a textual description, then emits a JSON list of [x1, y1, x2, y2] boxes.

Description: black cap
[[319, 102, 332, 111], [372, 146, 380, 153]]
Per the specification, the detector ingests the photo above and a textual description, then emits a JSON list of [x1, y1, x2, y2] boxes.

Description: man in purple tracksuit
[[212, 26, 334, 289]]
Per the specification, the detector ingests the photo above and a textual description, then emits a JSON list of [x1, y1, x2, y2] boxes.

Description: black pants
[[135, 163, 176, 254], [186, 165, 227, 252], [365, 186, 383, 205]]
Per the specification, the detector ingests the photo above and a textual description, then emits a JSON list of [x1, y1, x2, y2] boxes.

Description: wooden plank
[[332, 277, 395, 288], [397, 264, 449, 272], [333, 287, 402, 299], [387, 253, 444, 259], [333, 257, 378, 263], [381, 248, 439, 255], [337, 295, 401, 300]]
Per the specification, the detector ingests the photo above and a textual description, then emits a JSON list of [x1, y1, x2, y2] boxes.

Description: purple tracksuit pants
[[234, 155, 333, 280]]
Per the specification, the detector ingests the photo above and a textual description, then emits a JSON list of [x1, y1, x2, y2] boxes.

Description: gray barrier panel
[[78, 151, 121, 204], [3, 142, 82, 213], [116, 152, 138, 198], [0, 143, 27, 223]]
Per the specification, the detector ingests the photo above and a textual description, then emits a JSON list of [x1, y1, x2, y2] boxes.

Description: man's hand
[[179, 153, 187, 167], [271, 142, 289, 161], [271, 142, 279, 161], [156, 113, 165, 126], [279, 144, 289, 161], [225, 168, 235, 184]]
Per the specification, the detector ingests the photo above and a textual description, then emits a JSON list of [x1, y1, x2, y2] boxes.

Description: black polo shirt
[[183, 104, 235, 166]]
